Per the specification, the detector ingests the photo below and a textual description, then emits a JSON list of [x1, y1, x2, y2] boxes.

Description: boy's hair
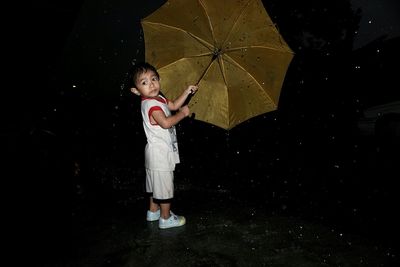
[[130, 62, 160, 88]]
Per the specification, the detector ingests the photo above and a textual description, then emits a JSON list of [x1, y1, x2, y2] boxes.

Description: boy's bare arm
[[151, 107, 190, 129], [168, 85, 198, 111]]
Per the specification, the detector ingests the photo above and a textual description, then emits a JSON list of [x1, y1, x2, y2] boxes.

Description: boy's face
[[131, 70, 160, 98]]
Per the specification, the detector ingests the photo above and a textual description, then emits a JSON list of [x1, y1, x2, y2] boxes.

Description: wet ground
[[62, 184, 398, 267]]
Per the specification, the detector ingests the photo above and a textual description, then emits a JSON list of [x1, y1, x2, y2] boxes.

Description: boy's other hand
[[179, 105, 190, 117]]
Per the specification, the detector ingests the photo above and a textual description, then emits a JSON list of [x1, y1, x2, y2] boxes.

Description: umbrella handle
[[183, 91, 194, 106]]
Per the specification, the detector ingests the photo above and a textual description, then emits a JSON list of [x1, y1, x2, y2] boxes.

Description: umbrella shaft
[[196, 53, 219, 85]]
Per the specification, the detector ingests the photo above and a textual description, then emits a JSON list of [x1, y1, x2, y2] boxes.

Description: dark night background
[[8, 0, 400, 265]]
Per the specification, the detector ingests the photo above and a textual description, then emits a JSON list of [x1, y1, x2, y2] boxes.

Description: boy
[[130, 62, 198, 229]]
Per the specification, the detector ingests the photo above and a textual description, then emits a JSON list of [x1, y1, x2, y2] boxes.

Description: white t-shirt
[[141, 95, 180, 171]]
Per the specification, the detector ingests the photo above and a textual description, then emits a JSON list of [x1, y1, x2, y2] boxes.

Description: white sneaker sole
[[159, 216, 186, 229]]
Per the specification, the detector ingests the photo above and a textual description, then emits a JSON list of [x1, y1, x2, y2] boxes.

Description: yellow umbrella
[[141, 0, 294, 130]]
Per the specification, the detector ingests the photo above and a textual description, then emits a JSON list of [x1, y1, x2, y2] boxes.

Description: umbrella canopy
[[141, 0, 294, 130]]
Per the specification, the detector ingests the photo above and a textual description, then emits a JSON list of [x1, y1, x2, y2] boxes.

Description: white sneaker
[[146, 209, 160, 221], [159, 212, 186, 229]]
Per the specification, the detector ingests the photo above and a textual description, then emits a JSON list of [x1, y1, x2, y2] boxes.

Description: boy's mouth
[[150, 89, 159, 95]]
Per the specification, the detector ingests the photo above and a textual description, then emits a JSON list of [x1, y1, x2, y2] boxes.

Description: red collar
[[141, 95, 167, 104]]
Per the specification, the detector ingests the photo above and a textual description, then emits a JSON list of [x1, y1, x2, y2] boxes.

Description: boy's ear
[[130, 87, 141, 96]]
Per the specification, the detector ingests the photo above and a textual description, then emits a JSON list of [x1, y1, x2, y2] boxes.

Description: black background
[[7, 0, 399, 263]]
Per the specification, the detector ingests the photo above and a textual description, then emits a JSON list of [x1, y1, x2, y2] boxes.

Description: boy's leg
[[160, 202, 171, 219], [149, 197, 160, 212], [146, 195, 161, 222]]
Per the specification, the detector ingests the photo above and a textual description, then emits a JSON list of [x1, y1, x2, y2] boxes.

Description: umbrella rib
[[142, 21, 214, 51], [198, 0, 217, 47], [221, 0, 255, 49], [186, 31, 215, 52], [187, 52, 214, 58], [225, 45, 294, 54], [217, 54, 228, 86]]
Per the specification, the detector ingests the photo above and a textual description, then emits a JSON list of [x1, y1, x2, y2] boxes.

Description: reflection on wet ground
[[65, 186, 398, 267]]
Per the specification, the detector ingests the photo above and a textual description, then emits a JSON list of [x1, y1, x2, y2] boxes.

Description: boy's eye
[[152, 77, 159, 81]]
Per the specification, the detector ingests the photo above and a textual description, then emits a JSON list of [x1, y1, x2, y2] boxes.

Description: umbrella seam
[[221, 54, 276, 107], [225, 45, 294, 54]]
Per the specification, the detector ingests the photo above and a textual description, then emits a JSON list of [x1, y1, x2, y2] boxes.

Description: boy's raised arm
[[168, 85, 198, 111]]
